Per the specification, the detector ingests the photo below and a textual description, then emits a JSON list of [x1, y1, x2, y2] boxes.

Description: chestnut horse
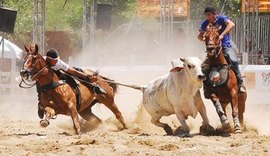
[[203, 25, 247, 133], [20, 44, 127, 134]]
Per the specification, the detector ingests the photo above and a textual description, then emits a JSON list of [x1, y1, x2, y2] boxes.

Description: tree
[[190, 0, 241, 20], [2, 0, 33, 42]]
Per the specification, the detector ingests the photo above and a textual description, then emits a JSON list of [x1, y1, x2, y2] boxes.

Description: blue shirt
[[199, 15, 231, 47]]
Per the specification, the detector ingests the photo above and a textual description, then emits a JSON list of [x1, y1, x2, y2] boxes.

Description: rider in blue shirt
[[198, 7, 246, 93]]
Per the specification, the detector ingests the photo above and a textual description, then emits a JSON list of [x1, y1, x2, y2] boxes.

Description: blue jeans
[[222, 46, 243, 84]]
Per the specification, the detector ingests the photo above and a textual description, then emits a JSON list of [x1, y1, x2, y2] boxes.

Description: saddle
[[54, 70, 82, 111], [204, 65, 230, 87]]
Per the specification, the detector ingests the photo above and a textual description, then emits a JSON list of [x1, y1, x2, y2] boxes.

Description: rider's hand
[[86, 74, 97, 83], [219, 34, 224, 40]]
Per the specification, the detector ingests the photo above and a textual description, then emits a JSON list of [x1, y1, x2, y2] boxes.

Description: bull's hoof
[[199, 124, 215, 135], [164, 124, 174, 135], [174, 126, 190, 137], [40, 119, 50, 128], [175, 130, 190, 138]]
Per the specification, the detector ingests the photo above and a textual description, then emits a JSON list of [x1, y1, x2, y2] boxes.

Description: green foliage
[[2, 0, 33, 42], [190, 0, 241, 20], [1, 0, 242, 43]]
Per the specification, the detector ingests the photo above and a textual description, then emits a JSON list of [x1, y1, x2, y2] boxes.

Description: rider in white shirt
[[37, 49, 106, 119]]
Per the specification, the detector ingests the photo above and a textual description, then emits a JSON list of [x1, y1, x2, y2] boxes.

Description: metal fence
[[232, 15, 270, 65]]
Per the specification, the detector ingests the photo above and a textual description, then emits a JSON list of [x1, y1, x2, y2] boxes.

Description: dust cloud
[[0, 19, 269, 136], [70, 19, 270, 135]]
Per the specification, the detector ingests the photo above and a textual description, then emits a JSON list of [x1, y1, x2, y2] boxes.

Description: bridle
[[19, 53, 48, 88], [204, 27, 222, 58]]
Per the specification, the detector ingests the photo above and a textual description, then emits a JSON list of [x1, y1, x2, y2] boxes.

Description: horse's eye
[[188, 64, 192, 69]]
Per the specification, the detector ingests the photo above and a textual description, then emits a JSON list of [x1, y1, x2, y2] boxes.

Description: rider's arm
[[66, 67, 89, 79], [198, 31, 205, 41], [220, 19, 235, 37], [198, 20, 208, 41]]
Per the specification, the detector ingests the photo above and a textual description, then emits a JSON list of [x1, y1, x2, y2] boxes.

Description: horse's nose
[[198, 74, 206, 81], [20, 69, 30, 79]]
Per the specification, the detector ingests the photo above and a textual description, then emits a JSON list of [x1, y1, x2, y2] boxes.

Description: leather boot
[[232, 63, 246, 93], [94, 84, 107, 94]]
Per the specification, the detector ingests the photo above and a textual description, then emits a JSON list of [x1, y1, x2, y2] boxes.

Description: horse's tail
[[101, 79, 146, 93]]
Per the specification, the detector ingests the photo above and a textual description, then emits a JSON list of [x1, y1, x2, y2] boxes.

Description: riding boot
[[232, 62, 246, 93], [36, 84, 45, 119], [38, 102, 45, 119], [94, 84, 107, 94]]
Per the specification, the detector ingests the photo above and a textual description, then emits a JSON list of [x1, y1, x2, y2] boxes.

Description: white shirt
[[44, 56, 70, 71], [52, 59, 70, 71]]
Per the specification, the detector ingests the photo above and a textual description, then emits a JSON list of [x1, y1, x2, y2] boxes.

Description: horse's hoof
[[123, 125, 128, 129], [40, 119, 50, 128], [234, 128, 242, 134], [222, 123, 232, 133]]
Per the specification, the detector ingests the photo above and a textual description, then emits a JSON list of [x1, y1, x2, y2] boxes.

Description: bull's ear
[[180, 58, 185, 62], [24, 45, 30, 53]]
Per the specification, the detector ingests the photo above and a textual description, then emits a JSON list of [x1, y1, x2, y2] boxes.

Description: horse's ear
[[207, 23, 213, 30], [34, 44, 39, 54], [24, 45, 30, 53], [216, 25, 222, 31], [180, 58, 185, 62], [205, 25, 210, 31]]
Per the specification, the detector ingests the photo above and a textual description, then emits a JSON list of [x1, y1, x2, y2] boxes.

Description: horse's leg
[[230, 94, 242, 134], [151, 116, 173, 136], [106, 101, 127, 129], [238, 92, 247, 126], [80, 108, 101, 122], [210, 94, 230, 129], [40, 107, 55, 128], [68, 101, 86, 135], [194, 91, 215, 135]]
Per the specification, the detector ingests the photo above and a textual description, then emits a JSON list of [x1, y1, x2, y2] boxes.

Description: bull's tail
[[102, 79, 145, 92]]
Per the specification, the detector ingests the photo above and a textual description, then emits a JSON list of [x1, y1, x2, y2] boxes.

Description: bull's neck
[[182, 70, 202, 96], [37, 69, 60, 86]]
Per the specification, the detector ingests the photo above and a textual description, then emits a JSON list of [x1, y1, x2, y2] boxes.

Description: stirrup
[[239, 86, 246, 93]]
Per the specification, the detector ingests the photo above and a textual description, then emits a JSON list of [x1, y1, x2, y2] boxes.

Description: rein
[[31, 65, 48, 80], [19, 78, 36, 89]]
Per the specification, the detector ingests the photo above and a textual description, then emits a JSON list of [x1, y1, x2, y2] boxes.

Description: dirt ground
[[0, 69, 270, 156]]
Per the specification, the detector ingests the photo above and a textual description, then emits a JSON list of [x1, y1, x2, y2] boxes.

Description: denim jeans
[[222, 46, 243, 84]]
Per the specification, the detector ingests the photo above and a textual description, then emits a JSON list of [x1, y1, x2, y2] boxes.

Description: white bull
[[111, 57, 214, 136]]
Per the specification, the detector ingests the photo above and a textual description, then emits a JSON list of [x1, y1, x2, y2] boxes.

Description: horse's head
[[20, 43, 47, 81], [203, 24, 222, 57], [180, 57, 206, 82]]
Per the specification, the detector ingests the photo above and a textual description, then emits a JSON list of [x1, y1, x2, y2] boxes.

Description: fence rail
[[232, 15, 270, 64]]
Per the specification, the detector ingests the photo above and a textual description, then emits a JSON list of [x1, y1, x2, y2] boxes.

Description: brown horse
[[20, 44, 127, 134], [203, 25, 247, 133]]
